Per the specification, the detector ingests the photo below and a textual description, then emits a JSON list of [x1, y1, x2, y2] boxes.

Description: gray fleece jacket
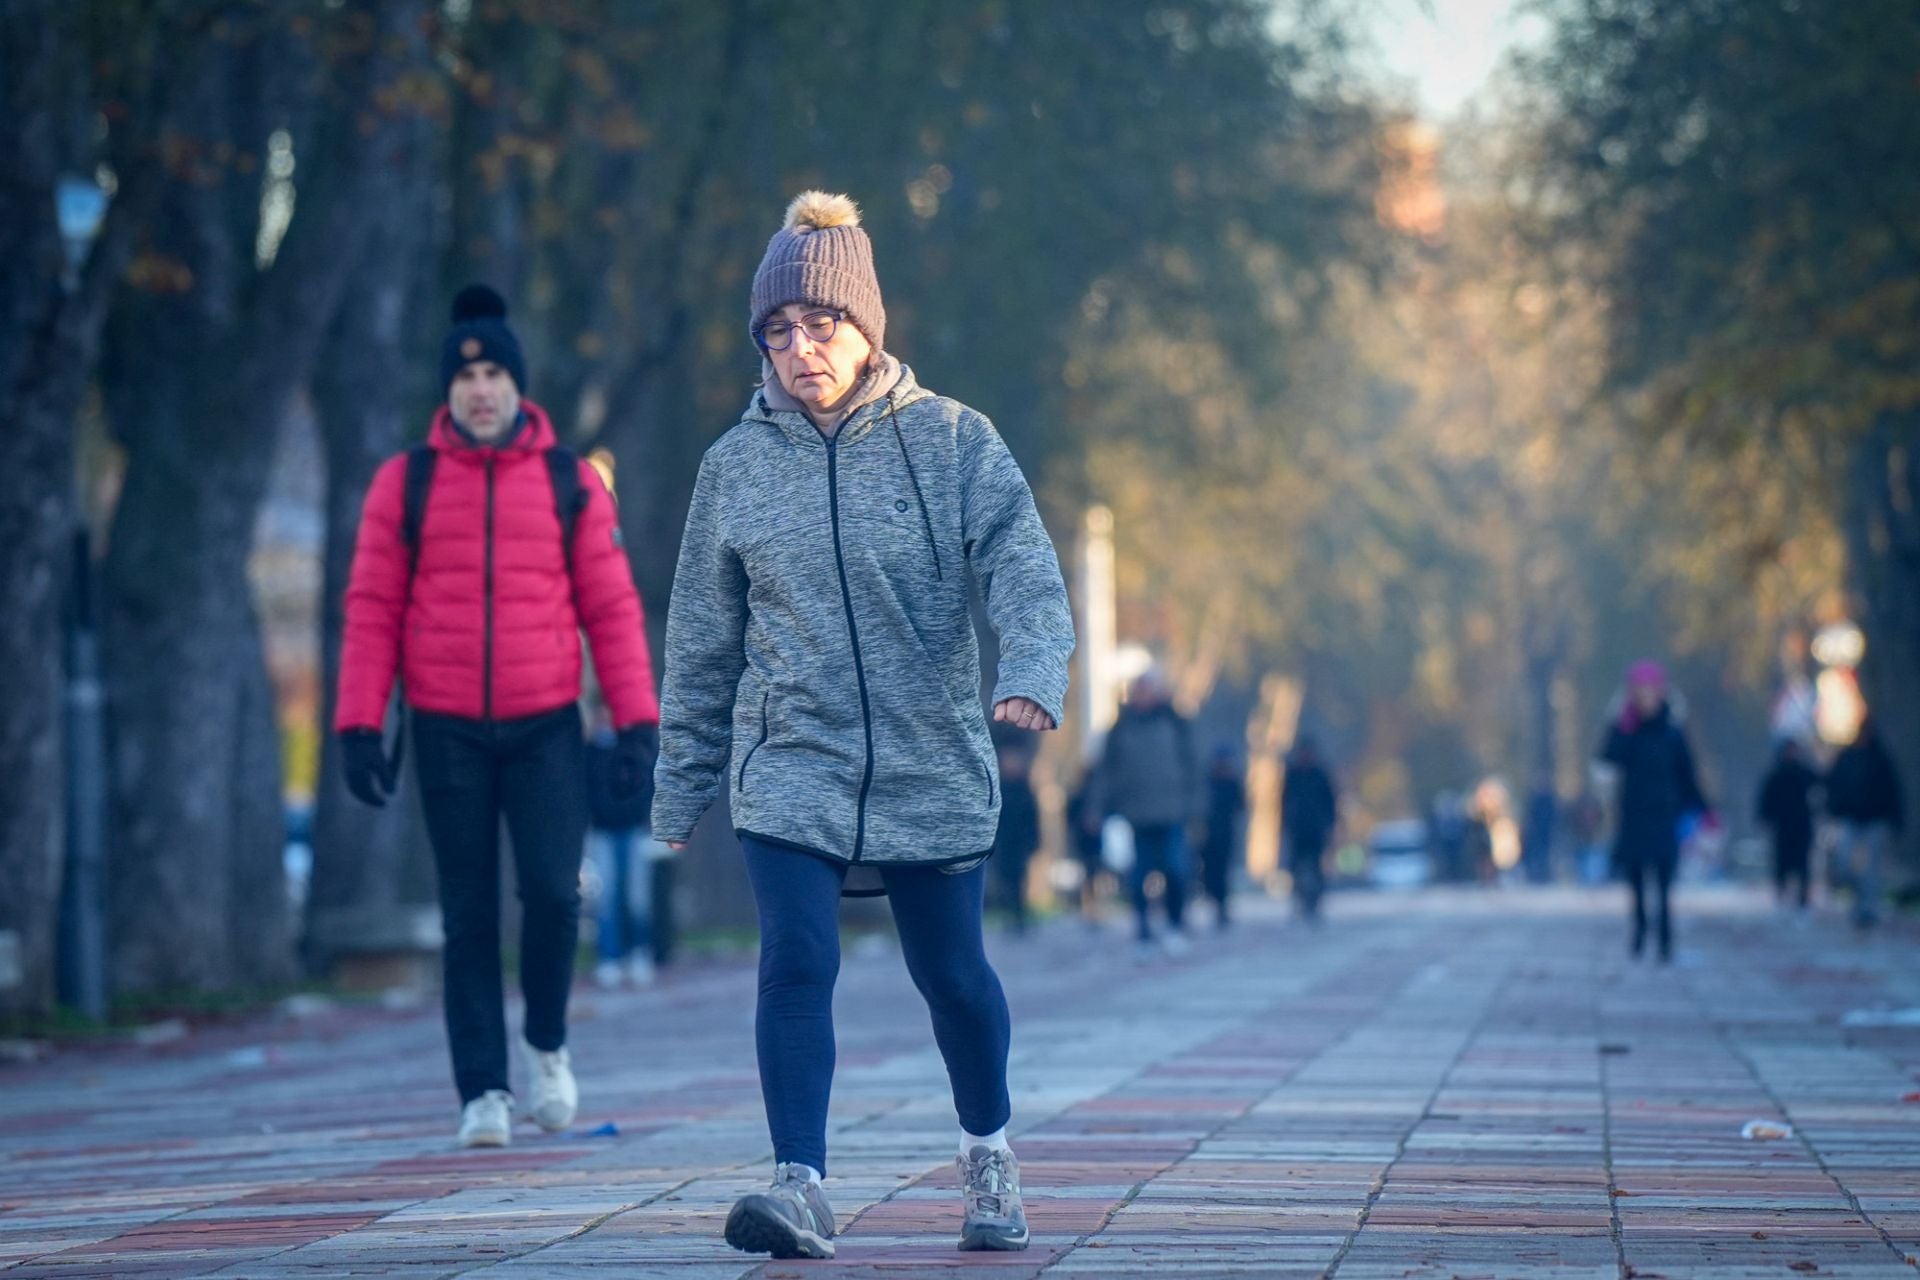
[[651, 366, 1075, 880]]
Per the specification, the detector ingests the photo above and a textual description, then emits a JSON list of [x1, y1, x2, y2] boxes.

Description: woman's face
[[763, 303, 873, 418]]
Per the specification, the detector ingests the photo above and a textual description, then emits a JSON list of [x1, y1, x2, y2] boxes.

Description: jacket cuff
[[649, 792, 709, 844]]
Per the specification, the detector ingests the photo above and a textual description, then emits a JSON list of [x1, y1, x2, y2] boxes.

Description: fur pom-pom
[[451, 283, 508, 323], [783, 190, 861, 235]]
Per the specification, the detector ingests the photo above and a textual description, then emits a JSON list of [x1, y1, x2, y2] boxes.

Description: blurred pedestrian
[[1086, 668, 1200, 958], [651, 192, 1074, 1258], [1598, 660, 1708, 962], [1066, 771, 1109, 926], [1755, 737, 1819, 915], [1429, 790, 1468, 882], [1568, 790, 1608, 886], [1522, 783, 1557, 884], [1824, 714, 1904, 930], [1199, 744, 1245, 929], [586, 704, 660, 987], [648, 854, 678, 967], [335, 286, 660, 1147], [1281, 735, 1338, 922], [992, 746, 1041, 935]]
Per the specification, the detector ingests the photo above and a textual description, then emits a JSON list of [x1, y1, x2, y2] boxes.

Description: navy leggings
[[741, 837, 1013, 1174]]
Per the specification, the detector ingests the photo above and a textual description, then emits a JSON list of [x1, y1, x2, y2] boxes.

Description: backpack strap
[[546, 446, 589, 578], [401, 444, 436, 580], [389, 443, 437, 778]]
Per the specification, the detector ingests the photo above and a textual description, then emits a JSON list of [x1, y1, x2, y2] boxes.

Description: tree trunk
[[101, 378, 291, 991], [99, 0, 436, 999], [305, 34, 440, 974], [1847, 407, 1920, 879], [0, 3, 147, 1017]]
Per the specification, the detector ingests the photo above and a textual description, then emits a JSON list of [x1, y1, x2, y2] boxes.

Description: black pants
[[1129, 823, 1189, 940], [1288, 838, 1326, 919], [1199, 833, 1233, 921], [992, 849, 1032, 933], [1773, 836, 1811, 908], [1627, 857, 1675, 958], [413, 704, 587, 1104]]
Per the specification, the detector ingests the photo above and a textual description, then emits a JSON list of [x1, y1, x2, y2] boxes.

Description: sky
[[1362, 0, 1552, 119]]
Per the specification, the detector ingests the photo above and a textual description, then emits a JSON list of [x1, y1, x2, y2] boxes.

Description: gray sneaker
[[957, 1144, 1030, 1251], [723, 1163, 836, 1259]]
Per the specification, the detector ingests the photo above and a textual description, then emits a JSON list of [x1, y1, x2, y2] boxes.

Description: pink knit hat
[[1626, 659, 1668, 693]]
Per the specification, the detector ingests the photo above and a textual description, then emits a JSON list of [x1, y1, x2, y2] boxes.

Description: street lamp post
[[58, 531, 109, 1021]]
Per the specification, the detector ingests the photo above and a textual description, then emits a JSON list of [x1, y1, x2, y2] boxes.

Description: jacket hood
[[745, 358, 931, 447], [428, 399, 558, 454]]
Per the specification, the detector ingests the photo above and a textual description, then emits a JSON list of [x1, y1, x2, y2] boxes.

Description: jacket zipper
[[826, 435, 875, 861], [482, 454, 496, 723]]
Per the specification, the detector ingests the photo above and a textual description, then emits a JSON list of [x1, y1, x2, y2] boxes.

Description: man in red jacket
[[335, 285, 660, 1148]]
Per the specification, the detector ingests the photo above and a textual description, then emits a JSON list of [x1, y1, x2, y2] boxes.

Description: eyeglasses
[[756, 309, 842, 352]]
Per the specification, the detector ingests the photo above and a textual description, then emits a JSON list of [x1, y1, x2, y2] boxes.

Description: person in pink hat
[[1599, 660, 1709, 961]]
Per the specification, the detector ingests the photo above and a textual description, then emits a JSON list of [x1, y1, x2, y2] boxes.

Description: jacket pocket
[[737, 689, 771, 791]]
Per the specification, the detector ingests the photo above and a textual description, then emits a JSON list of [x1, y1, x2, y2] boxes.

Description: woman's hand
[[667, 841, 686, 852], [993, 697, 1056, 732]]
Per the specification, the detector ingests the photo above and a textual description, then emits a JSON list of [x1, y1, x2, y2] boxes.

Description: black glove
[[613, 725, 659, 800], [340, 729, 396, 808]]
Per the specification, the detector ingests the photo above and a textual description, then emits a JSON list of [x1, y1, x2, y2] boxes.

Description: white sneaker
[[1161, 929, 1190, 959], [458, 1089, 513, 1148], [626, 954, 656, 987], [593, 960, 625, 990], [523, 1038, 578, 1132]]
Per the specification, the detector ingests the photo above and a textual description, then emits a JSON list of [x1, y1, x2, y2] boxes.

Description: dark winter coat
[[1087, 704, 1200, 829], [1066, 782, 1104, 868], [1825, 736, 1904, 830], [1203, 774, 1246, 858], [1755, 755, 1819, 852], [1281, 757, 1338, 853], [994, 776, 1041, 863], [650, 367, 1075, 874], [336, 402, 659, 731], [1600, 704, 1706, 871]]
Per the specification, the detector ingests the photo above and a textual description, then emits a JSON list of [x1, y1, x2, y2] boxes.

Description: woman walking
[[1599, 660, 1709, 962], [652, 192, 1075, 1259]]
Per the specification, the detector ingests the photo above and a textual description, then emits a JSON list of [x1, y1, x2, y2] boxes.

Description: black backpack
[[399, 443, 590, 581]]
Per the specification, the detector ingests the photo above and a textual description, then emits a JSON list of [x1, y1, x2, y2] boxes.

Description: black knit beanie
[[439, 284, 527, 398]]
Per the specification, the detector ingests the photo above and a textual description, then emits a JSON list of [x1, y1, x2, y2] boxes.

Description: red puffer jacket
[[334, 401, 659, 731]]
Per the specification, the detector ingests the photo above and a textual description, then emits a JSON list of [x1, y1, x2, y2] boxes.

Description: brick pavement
[[2, 886, 1918, 1277]]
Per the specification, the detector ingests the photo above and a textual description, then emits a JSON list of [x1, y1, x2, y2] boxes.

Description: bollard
[[56, 529, 109, 1022]]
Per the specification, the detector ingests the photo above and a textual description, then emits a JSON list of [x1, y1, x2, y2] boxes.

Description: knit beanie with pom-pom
[[439, 284, 527, 397], [749, 191, 886, 352]]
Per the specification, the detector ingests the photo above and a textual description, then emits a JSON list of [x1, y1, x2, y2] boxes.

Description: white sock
[[796, 1163, 823, 1184], [961, 1128, 1011, 1155]]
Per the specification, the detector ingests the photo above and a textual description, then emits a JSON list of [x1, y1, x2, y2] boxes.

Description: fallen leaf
[[1753, 1231, 1769, 1240]]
